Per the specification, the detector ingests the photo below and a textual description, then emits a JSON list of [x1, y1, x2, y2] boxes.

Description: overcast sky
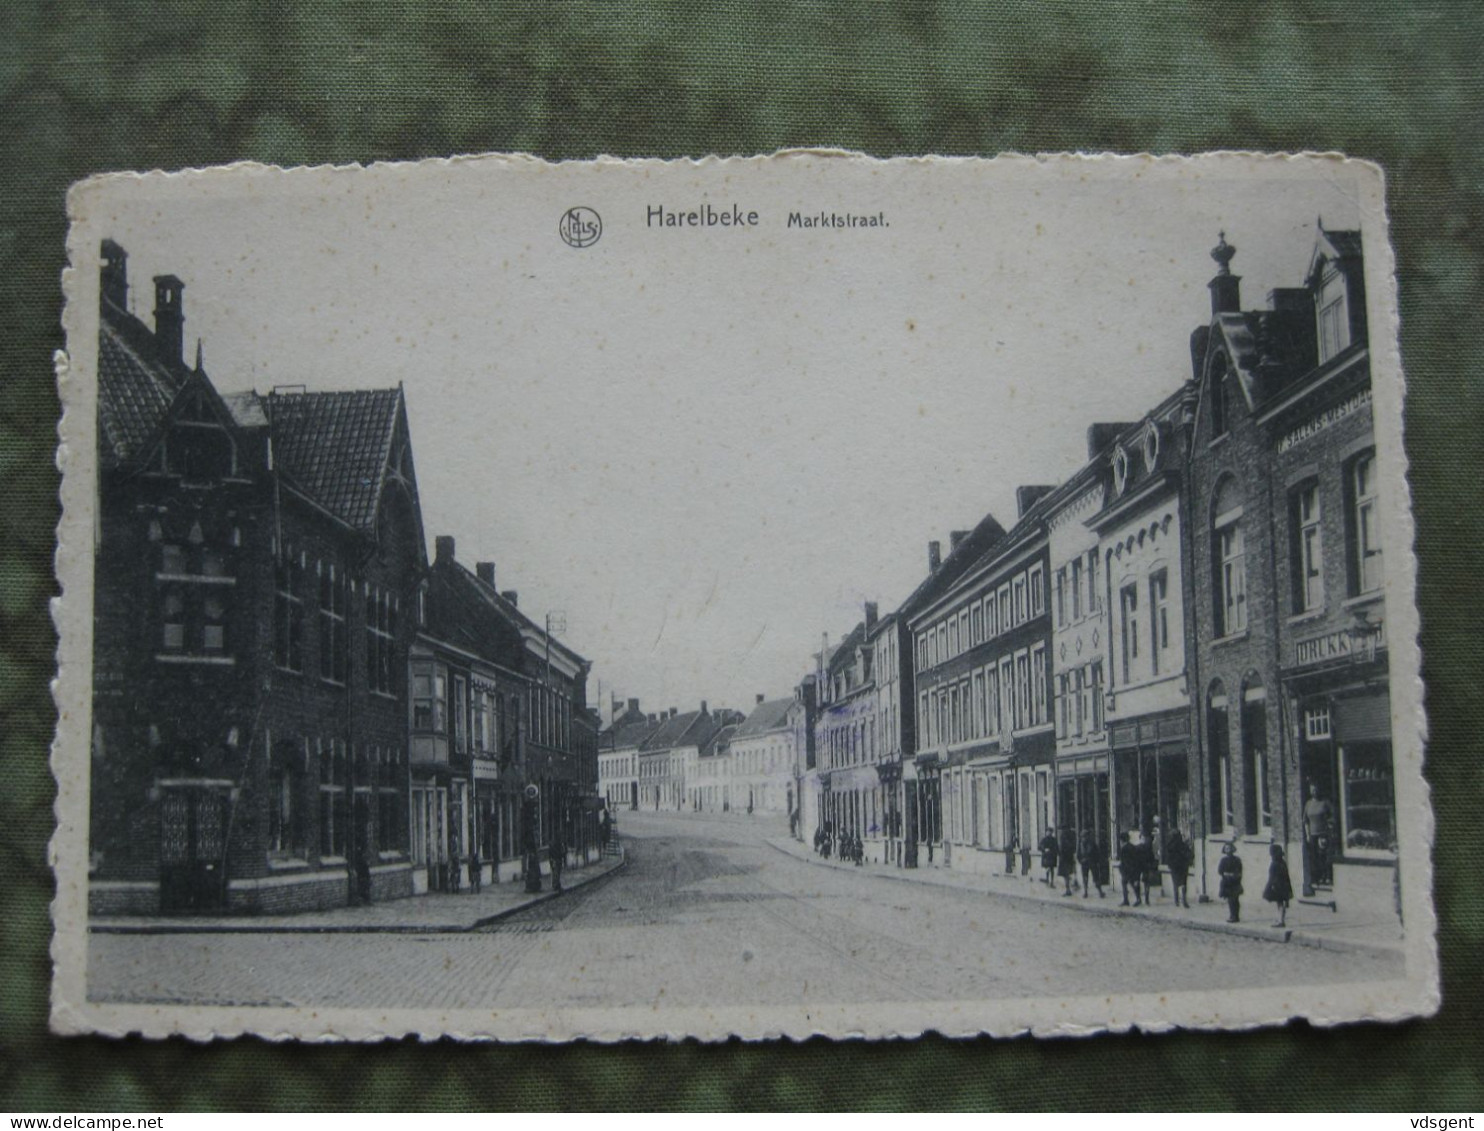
[[75, 155, 1374, 722]]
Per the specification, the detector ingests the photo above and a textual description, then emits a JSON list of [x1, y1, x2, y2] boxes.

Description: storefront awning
[[1334, 694, 1391, 743]]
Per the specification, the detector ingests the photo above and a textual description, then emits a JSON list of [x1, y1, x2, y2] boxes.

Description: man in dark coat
[[1165, 827, 1193, 907], [1039, 828, 1059, 886], [1057, 827, 1078, 896], [1117, 830, 1142, 906]]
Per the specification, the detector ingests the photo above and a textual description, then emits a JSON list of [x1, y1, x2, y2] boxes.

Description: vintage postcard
[[51, 152, 1436, 1041]]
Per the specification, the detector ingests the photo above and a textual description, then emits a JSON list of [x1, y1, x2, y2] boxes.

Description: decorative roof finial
[[194, 337, 204, 372], [1210, 231, 1237, 275]]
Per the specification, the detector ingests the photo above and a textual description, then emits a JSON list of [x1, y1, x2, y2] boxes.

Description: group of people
[[1218, 840, 1294, 926], [813, 823, 864, 865]]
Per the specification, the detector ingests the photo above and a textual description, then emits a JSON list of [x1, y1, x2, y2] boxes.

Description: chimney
[[1016, 485, 1055, 517], [153, 275, 185, 367], [501, 589, 518, 607], [1208, 232, 1241, 316], [1268, 287, 1310, 315], [100, 240, 128, 311], [928, 540, 942, 571], [864, 601, 879, 630], [628, 697, 640, 713], [669, 707, 678, 719], [948, 530, 969, 552], [475, 561, 496, 587], [434, 535, 456, 563], [756, 693, 765, 704], [700, 701, 708, 716], [648, 713, 657, 724]]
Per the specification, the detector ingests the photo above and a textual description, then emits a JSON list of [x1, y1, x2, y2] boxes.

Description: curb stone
[[89, 851, 626, 936]]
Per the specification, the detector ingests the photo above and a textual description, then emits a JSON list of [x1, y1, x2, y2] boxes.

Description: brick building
[[409, 537, 597, 891], [1187, 227, 1392, 905], [89, 240, 425, 915]]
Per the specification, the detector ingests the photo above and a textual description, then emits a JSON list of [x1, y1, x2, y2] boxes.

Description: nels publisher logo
[[558, 206, 602, 248]]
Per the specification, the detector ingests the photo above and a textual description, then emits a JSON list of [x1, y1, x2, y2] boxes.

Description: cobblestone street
[[87, 811, 1403, 1012]]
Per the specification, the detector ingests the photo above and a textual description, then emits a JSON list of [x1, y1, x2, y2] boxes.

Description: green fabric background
[[2, 0, 1481, 1112]]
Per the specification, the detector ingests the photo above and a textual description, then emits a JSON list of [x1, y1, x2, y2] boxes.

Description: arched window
[[1241, 675, 1270, 834], [1207, 680, 1232, 832], [1211, 477, 1247, 636]]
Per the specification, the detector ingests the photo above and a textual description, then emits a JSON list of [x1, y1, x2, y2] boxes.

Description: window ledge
[[1287, 608, 1328, 627], [155, 653, 236, 666], [1210, 629, 1250, 648], [1208, 432, 1230, 449], [274, 664, 303, 676], [267, 857, 310, 871], [371, 690, 399, 701], [319, 856, 347, 866], [1342, 591, 1385, 611]]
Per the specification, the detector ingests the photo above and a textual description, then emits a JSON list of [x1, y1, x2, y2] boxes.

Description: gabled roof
[[825, 620, 867, 676], [266, 389, 405, 533], [639, 711, 716, 752], [603, 718, 659, 751], [97, 315, 189, 468], [733, 698, 794, 738], [700, 723, 738, 758], [424, 558, 528, 668], [895, 509, 1008, 622]]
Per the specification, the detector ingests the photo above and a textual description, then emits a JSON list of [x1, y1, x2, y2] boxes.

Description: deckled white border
[[50, 151, 1438, 1041]]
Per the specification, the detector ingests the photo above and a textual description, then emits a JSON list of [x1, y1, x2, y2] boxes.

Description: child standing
[[1263, 843, 1294, 927], [1218, 842, 1244, 923]]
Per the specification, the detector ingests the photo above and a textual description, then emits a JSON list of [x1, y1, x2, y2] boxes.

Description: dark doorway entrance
[[159, 785, 230, 914]]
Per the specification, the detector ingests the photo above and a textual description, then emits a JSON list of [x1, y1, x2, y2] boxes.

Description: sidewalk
[[768, 837, 1404, 957], [90, 851, 625, 935]]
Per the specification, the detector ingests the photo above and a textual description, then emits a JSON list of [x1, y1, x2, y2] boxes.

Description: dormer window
[[1317, 265, 1350, 363], [1112, 444, 1130, 496]]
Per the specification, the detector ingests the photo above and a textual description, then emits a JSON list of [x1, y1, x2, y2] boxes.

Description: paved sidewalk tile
[[768, 837, 1403, 957], [91, 852, 626, 935]]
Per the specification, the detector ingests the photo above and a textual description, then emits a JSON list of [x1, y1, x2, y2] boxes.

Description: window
[[1208, 682, 1233, 831], [377, 747, 401, 853], [1070, 558, 1083, 620], [1243, 681, 1271, 833], [1055, 570, 1066, 626], [1087, 551, 1099, 614], [1015, 651, 1030, 729], [998, 584, 1010, 630], [1151, 570, 1171, 673], [1305, 704, 1332, 741], [412, 662, 448, 734], [1055, 674, 1068, 739], [1031, 644, 1047, 725], [974, 670, 986, 738], [472, 690, 490, 755], [949, 617, 959, 657], [1089, 661, 1104, 731], [202, 594, 226, 653], [365, 587, 396, 694], [1119, 583, 1139, 682], [318, 561, 347, 684], [1013, 577, 1027, 625], [1030, 565, 1044, 617], [1350, 453, 1383, 594], [267, 733, 304, 860], [1211, 369, 1231, 438], [452, 674, 468, 754], [1291, 483, 1324, 612], [274, 549, 305, 671], [986, 592, 998, 638], [971, 604, 983, 646], [161, 590, 185, 651], [1213, 480, 1247, 636], [959, 610, 969, 653], [318, 738, 347, 858], [1318, 271, 1349, 362]]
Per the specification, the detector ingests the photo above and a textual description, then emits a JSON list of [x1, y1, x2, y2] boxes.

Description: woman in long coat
[[1218, 842, 1244, 923], [1263, 843, 1295, 927], [1039, 829, 1059, 886], [1165, 828, 1193, 908], [1057, 827, 1078, 895]]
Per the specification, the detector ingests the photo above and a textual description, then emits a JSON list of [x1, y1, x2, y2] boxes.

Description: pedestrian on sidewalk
[[1004, 837, 1016, 875], [1141, 828, 1163, 904], [1263, 843, 1294, 927], [1077, 828, 1105, 898], [1218, 842, 1244, 923], [1165, 827, 1193, 907], [1058, 827, 1077, 895], [1039, 828, 1059, 886], [468, 843, 482, 894], [1020, 838, 1032, 876], [1118, 831, 1142, 906]]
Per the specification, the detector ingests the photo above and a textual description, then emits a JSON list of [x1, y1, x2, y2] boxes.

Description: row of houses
[[89, 240, 600, 916], [598, 696, 799, 817], [605, 224, 1396, 910]]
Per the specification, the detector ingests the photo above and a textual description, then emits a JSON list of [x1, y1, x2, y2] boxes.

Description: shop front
[[1109, 709, 1193, 868], [1054, 753, 1111, 859]]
